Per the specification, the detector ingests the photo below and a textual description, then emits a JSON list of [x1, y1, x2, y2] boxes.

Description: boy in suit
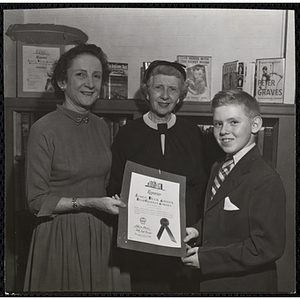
[[182, 90, 286, 293]]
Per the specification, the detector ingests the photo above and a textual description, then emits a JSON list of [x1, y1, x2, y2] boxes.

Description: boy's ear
[[251, 116, 263, 134]]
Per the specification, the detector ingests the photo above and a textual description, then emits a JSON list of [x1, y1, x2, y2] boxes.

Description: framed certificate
[[17, 41, 63, 98], [118, 161, 186, 257]]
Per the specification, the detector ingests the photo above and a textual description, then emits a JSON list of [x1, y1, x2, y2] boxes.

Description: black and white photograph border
[[1, 2, 298, 296]]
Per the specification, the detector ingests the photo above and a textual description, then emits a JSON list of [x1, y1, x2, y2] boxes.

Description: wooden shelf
[[4, 97, 296, 117]]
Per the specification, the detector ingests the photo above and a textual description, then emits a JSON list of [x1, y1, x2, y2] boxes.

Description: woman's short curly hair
[[140, 64, 188, 103], [50, 43, 109, 99]]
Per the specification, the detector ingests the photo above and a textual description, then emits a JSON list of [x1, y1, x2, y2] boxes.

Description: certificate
[[17, 41, 63, 98], [117, 161, 186, 257]]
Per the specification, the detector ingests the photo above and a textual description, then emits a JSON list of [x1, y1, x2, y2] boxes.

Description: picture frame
[[17, 41, 63, 98]]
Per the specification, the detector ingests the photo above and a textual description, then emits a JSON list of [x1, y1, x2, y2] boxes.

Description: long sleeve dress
[[107, 112, 208, 292], [23, 105, 130, 292]]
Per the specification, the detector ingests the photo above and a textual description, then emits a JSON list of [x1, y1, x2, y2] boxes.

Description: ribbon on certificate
[[156, 218, 176, 243]]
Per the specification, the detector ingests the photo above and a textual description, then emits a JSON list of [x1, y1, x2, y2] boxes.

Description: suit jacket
[[193, 145, 286, 293]]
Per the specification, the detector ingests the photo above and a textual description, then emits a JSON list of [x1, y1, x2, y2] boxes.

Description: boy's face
[[213, 104, 259, 155]]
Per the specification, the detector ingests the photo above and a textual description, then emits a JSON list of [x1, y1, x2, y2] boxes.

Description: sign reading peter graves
[[118, 161, 186, 257]]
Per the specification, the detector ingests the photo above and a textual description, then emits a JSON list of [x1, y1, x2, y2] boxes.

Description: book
[[21, 112, 30, 155], [103, 116, 128, 145], [13, 111, 22, 157], [222, 60, 240, 91], [243, 62, 256, 96], [105, 62, 128, 99], [118, 116, 128, 127], [177, 55, 212, 102], [263, 126, 278, 168], [140, 61, 152, 85], [255, 58, 285, 103], [222, 60, 256, 96], [256, 127, 265, 156]]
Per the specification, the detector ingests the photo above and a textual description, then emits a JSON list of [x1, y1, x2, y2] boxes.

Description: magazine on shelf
[[255, 58, 285, 103], [140, 61, 152, 85], [105, 62, 128, 99], [222, 60, 256, 96], [177, 55, 212, 102]]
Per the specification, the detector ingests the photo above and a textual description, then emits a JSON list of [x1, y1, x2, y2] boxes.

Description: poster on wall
[[117, 161, 186, 257], [17, 41, 63, 98]]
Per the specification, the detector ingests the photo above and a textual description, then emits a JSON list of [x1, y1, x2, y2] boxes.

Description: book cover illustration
[[105, 62, 128, 99], [222, 60, 256, 96], [222, 60, 240, 91], [255, 58, 285, 103], [177, 55, 212, 101]]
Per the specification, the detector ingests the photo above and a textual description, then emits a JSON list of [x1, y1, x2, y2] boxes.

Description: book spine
[[256, 127, 265, 156], [13, 111, 22, 157], [249, 62, 256, 97], [113, 121, 119, 140], [263, 127, 274, 166], [21, 112, 30, 156], [237, 62, 244, 91], [118, 116, 127, 127], [271, 122, 279, 168]]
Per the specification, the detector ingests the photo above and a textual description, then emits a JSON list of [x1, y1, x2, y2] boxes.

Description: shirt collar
[[57, 104, 90, 125], [231, 143, 256, 165], [143, 112, 176, 130]]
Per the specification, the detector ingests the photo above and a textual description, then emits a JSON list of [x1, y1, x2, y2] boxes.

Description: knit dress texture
[[24, 105, 130, 292]]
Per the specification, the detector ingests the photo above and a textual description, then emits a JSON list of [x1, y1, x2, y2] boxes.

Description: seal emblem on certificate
[[117, 161, 186, 257]]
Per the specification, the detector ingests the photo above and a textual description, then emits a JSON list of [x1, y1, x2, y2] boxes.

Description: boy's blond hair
[[211, 90, 261, 118]]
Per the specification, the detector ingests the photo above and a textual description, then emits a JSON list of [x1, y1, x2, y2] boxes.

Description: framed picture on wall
[[17, 41, 63, 98]]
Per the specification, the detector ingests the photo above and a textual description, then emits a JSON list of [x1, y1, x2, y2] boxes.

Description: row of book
[[12, 111, 33, 211], [13, 111, 130, 158], [102, 116, 129, 145], [12, 112, 277, 211], [12, 111, 129, 211], [222, 58, 284, 104], [105, 56, 285, 104], [13, 111, 277, 168], [13, 111, 34, 158], [198, 124, 278, 168]]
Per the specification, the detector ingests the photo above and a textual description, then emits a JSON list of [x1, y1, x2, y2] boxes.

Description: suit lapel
[[206, 167, 242, 211], [205, 146, 261, 212]]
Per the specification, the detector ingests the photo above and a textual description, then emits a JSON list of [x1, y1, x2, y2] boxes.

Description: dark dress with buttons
[[107, 113, 208, 293]]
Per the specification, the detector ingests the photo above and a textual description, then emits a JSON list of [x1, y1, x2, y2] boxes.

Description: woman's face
[[147, 74, 181, 119], [62, 53, 103, 113]]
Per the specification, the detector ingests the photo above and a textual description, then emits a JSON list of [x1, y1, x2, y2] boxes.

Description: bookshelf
[[5, 97, 296, 293]]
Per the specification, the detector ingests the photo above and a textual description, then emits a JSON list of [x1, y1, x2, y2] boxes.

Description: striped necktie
[[211, 156, 234, 200]]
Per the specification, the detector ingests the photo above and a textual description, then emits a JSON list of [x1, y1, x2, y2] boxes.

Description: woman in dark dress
[[24, 43, 130, 292], [107, 60, 208, 293]]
